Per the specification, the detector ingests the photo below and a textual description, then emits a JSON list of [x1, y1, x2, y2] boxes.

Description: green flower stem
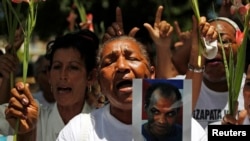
[[73, 0, 87, 23], [3, 1, 22, 89], [191, 0, 200, 21], [2, 2, 22, 141], [5, 1, 39, 141], [191, 0, 204, 67], [13, 120, 20, 141], [229, 7, 250, 116]]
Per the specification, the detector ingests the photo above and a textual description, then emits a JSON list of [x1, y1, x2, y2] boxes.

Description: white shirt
[[0, 101, 92, 141], [57, 104, 207, 141], [193, 74, 245, 128], [0, 104, 13, 141], [192, 118, 207, 141], [57, 104, 144, 141], [33, 91, 55, 108]]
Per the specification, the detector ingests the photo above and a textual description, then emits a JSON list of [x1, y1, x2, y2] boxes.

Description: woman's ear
[[87, 68, 97, 84], [150, 66, 155, 79]]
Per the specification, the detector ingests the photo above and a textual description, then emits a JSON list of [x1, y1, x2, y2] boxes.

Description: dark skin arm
[[171, 21, 191, 75], [186, 16, 218, 110], [0, 52, 20, 104], [186, 16, 205, 111], [218, 0, 233, 18], [0, 27, 23, 104], [143, 5, 178, 78]]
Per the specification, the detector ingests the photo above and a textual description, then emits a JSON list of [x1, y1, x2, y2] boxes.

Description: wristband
[[188, 64, 205, 73]]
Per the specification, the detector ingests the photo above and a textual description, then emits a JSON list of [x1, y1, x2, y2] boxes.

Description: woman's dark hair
[[144, 82, 182, 109], [46, 29, 99, 74]]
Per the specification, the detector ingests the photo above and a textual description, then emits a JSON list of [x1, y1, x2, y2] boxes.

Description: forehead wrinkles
[[101, 40, 142, 61], [98, 37, 151, 70], [107, 41, 137, 54]]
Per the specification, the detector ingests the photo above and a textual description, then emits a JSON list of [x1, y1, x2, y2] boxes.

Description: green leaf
[[73, 0, 87, 23]]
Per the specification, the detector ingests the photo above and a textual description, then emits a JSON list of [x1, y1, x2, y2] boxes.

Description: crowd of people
[[0, 1, 250, 141]]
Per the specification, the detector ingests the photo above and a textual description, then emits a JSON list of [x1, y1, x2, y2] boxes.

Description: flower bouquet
[[2, 0, 43, 140], [222, 0, 250, 116]]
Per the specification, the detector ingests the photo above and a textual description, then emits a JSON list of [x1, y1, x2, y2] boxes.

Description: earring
[[88, 85, 92, 93]]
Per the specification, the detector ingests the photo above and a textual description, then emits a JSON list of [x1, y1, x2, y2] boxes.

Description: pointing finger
[[154, 5, 163, 24], [128, 27, 140, 37], [174, 21, 182, 37], [116, 7, 123, 30]]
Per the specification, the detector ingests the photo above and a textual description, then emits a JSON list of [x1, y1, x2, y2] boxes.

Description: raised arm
[[218, 0, 233, 18], [171, 21, 192, 75], [0, 27, 23, 104], [144, 5, 178, 78], [187, 16, 218, 110], [102, 7, 139, 43], [0, 53, 19, 104]]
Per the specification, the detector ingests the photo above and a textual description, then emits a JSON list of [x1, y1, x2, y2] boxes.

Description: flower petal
[[12, 0, 22, 3], [12, 0, 29, 3], [238, 6, 247, 15], [245, 4, 250, 11], [236, 30, 244, 45], [230, 6, 237, 15]]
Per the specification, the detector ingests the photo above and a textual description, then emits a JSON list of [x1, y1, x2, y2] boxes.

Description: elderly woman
[[56, 8, 216, 140], [1, 29, 99, 141], [192, 17, 245, 129], [57, 35, 154, 141]]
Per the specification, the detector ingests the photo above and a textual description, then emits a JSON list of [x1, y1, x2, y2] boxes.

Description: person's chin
[[151, 128, 168, 136], [121, 99, 133, 109]]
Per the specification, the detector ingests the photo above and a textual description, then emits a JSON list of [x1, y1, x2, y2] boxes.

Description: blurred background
[[0, 0, 224, 62], [1, 0, 246, 105]]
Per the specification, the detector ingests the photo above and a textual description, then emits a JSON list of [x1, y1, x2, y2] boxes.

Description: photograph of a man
[[142, 82, 183, 141]]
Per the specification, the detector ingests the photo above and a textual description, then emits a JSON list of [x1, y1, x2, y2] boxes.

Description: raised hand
[[143, 5, 173, 47], [218, 0, 232, 18], [102, 7, 139, 43], [221, 101, 247, 125], [171, 21, 192, 74], [199, 17, 217, 41], [5, 82, 38, 134], [174, 21, 192, 49], [187, 15, 218, 110], [221, 111, 240, 125], [143, 5, 177, 78]]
